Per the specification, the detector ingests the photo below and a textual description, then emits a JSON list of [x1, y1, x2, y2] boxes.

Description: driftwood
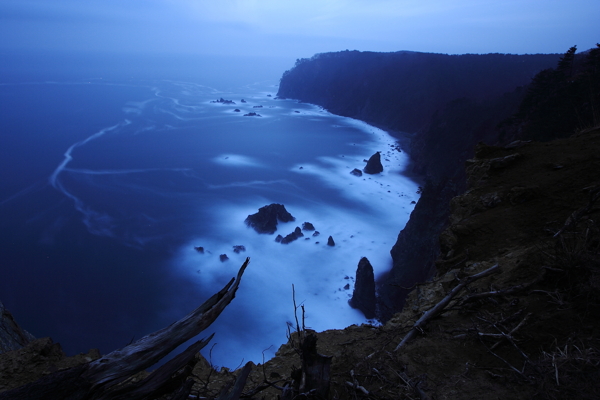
[[395, 264, 500, 351], [0, 258, 250, 400]]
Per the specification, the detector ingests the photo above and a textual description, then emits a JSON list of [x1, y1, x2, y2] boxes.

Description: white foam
[[212, 154, 265, 168]]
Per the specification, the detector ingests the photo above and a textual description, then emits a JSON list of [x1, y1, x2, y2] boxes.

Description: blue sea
[[0, 52, 419, 367]]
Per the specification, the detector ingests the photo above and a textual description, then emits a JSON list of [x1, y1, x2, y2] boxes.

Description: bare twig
[[395, 264, 500, 351]]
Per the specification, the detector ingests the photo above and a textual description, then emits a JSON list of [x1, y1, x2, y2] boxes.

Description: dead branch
[[553, 186, 600, 237], [458, 277, 539, 306], [0, 258, 251, 400], [490, 313, 531, 351], [216, 361, 254, 400], [84, 257, 250, 389], [395, 264, 500, 351]]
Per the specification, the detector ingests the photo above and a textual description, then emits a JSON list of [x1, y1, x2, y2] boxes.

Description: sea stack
[[245, 204, 295, 234], [349, 257, 377, 319], [363, 152, 383, 174]]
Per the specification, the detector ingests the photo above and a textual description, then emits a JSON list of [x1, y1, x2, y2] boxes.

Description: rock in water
[[302, 222, 315, 231], [219, 254, 229, 262], [350, 168, 363, 177], [349, 257, 377, 319], [245, 204, 295, 234], [363, 152, 383, 174], [327, 236, 335, 246]]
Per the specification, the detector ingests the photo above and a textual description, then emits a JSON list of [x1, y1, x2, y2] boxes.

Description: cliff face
[[278, 50, 560, 318], [0, 302, 35, 354], [277, 50, 558, 133]]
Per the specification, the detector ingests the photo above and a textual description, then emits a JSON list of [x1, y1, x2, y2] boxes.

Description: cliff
[[278, 50, 564, 318], [277, 50, 559, 133], [196, 127, 600, 399], [0, 302, 35, 354]]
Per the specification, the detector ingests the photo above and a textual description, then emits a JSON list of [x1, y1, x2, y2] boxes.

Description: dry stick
[[395, 264, 500, 351], [490, 313, 531, 351], [84, 257, 251, 389], [553, 187, 600, 237], [459, 278, 538, 306]]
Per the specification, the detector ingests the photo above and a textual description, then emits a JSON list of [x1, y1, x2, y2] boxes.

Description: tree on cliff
[[512, 44, 600, 141]]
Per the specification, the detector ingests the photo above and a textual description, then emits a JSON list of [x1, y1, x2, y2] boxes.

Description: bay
[[0, 55, 419, 367]]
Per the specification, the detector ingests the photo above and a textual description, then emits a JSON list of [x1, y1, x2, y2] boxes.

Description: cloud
[[0, 0, 598, 56]]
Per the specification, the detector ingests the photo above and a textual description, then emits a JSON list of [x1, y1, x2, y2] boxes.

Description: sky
[[0, 0, 598, 62]]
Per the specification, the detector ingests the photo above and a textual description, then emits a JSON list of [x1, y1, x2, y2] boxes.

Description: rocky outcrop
[[1, 302, 35, 354], [243, 112, 261, 117], [302, 222, 315, 231], [348, 258, 377, 319], [211, 98, 236, 105], [219, 254, 229, 262], [245, 204, 295, 234], [280, 227, 304, 244], [0, 337, 100, 393], [327, 236, 335, 246], [363, 152, 383, 174]]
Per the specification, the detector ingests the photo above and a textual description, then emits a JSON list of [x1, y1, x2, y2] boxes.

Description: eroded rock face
[[363, 152, 383, 174], [349, 257, 377, 319], [245, 204, 295, 234], [0, 302, 35, 354]]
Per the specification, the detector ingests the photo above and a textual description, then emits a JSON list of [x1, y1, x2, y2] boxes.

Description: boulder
[[281, 233, 299, 244], [245, 204, 295, 234], [350, 168, 363, 177], [363, 152, 383, 174], [348, 257, 377, 319], [234, 109, 240, 112], [243, 112, 261, 117], [327, 236, 335, 246], [219, 254, 229, 262], [233, 245, 246, 254], [313, 231, 320, 237], [281, 226, 304, 244], [275, 234, 283, 243], [302, 222, 315, 231], [194, 246, 204, 254]]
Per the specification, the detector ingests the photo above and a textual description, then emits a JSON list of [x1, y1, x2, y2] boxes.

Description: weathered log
[[107, 336, 214, 400], [84, 257, 250, 389], [395, 264, 499, 351], [216, 361, 254, 400], [0, 258, 250, 400]]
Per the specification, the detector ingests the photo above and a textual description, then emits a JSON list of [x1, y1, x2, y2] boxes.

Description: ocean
[[0, 52, 419, 367]]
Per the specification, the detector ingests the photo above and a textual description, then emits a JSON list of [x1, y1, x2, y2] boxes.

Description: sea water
[[0, 55, 419, 367]]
